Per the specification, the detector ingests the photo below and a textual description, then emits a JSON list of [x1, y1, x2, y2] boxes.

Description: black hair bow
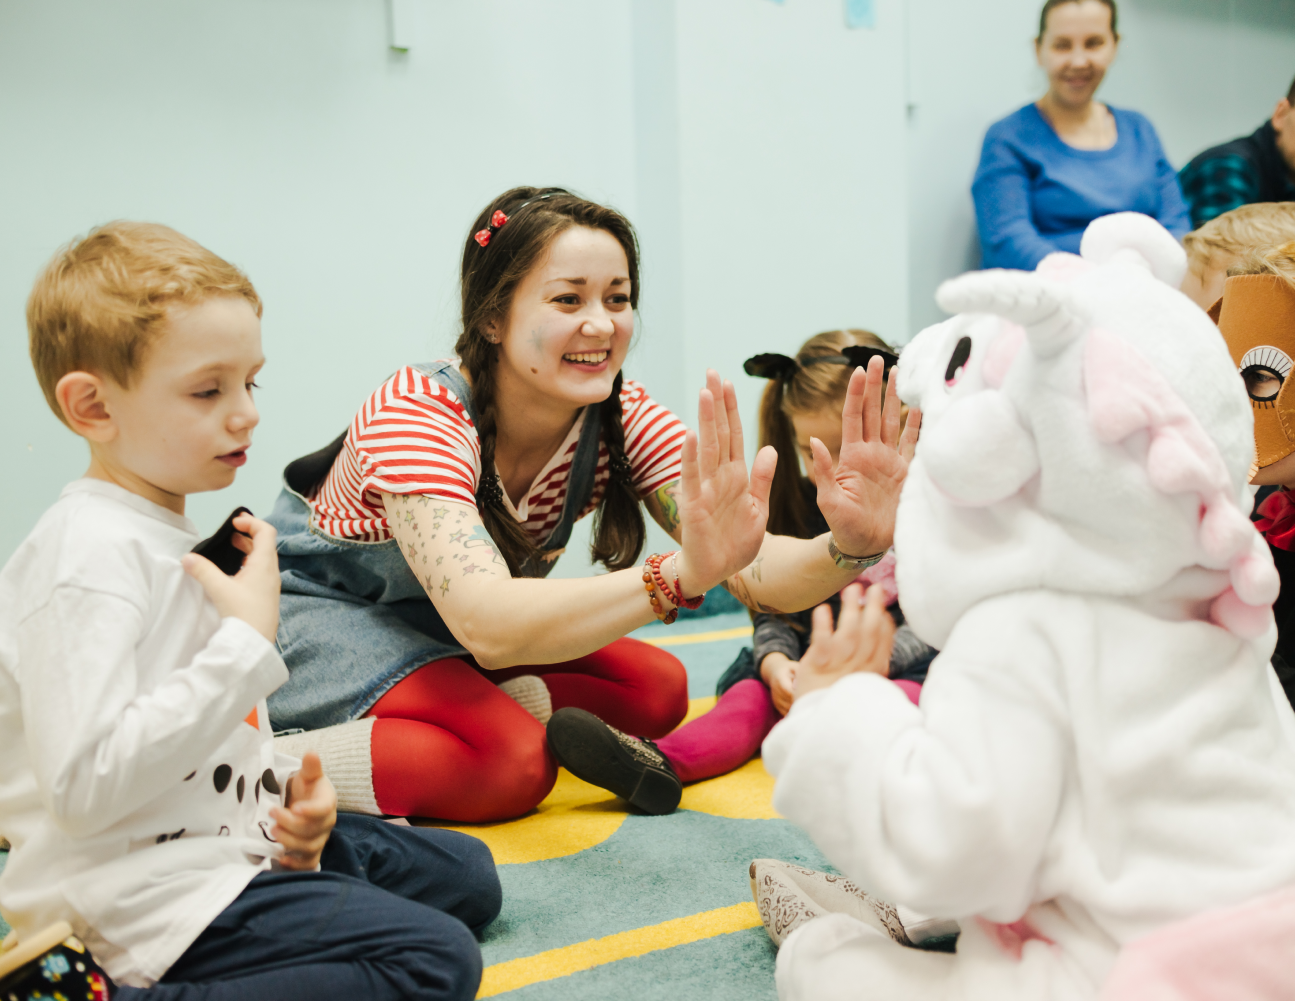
[[743, 344, 898, 380]]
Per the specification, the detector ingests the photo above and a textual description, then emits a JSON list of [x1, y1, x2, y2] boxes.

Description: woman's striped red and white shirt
[[310, 363, 686, 543]]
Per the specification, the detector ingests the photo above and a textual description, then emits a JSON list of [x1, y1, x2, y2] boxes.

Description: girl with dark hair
[[972, 0, 1189, 271], [551, 330, 935, 812], [266, 188, 918, 823]]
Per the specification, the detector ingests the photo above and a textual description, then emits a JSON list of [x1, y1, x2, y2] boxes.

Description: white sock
[[274, 717, 381, 815]]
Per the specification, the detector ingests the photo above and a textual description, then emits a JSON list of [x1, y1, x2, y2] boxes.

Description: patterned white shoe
[[749, 859, 923, 947], [749, 859, 822, 947], [498, 674, 553, 724]]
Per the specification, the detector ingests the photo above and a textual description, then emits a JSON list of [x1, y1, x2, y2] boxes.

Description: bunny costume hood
[[894, 216, 1273, 650], [765, 215, 1295, 1001]]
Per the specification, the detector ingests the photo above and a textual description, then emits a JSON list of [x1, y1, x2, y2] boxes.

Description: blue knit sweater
[[972, 103, 1190, 271]]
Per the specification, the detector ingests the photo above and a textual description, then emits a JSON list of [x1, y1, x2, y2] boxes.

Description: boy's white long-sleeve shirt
[[0, 480, 297, 988]]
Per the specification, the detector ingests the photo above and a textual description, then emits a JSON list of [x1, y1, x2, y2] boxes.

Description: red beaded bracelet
[[642, 553, 678, 624], [669, 553, 705, 610]]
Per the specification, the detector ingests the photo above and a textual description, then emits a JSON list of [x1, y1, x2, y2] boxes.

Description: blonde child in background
[[552, 330, 928, 813], [0, 223, 498, 1001], [1216, 238, 1295, 709], [1180, 201, 1295, 309]]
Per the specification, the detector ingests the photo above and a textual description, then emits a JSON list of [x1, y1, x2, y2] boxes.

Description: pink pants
[[657, 677, 922, 784]]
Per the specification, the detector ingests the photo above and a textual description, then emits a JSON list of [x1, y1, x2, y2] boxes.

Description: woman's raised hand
[[812, 357, 921, 558], [674, 370, 776, 599]]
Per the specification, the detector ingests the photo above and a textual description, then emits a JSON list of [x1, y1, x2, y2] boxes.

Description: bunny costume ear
[[937, 270, 1086, 359], [1079, 212, 1188, 287]]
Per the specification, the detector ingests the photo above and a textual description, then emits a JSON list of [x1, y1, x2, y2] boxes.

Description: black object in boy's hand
[[191, 507, 254, 576]]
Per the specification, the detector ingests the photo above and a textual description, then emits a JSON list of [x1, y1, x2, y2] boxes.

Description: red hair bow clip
[[474, 210, 509, 248]]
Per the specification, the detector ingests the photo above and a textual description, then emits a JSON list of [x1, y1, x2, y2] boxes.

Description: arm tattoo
[[723, 570, 783, 614], [464, 524, 508, 567], [653, 482, 681, 534]]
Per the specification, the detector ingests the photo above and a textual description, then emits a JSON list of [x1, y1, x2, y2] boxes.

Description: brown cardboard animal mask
[[1216, 274, 1295, 469]]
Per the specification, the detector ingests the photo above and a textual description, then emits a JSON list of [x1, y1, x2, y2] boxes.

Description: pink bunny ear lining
[[1084, 328, 1275, 634], [1035, 252, 1095, 283], [982, 324, 1025, 389]]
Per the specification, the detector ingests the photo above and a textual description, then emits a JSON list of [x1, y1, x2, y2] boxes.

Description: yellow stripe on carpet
[[638, 625, 753, 647], [477, 901, 762, 997]]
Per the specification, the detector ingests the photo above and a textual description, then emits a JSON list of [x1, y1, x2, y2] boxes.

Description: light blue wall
[[1, 0, 642, 564], [905, 0, 1295, 332], [2, 0, 1293, 570]]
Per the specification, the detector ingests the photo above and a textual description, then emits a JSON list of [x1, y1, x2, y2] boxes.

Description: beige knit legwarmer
[[274, 717, 381, 816], [498, 674, 553, 724]]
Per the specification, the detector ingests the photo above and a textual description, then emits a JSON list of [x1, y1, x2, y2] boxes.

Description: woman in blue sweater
[[972, 0, 1189, 271]]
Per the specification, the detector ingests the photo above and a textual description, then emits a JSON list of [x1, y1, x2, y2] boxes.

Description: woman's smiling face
[[1036, 0, 1118, 110], [489, 225, 633, 411]]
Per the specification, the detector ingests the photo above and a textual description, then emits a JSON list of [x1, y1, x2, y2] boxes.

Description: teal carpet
[[460, 610, 832, 997]]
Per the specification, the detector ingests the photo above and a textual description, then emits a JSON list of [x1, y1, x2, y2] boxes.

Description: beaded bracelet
[[648, 553, 681, 612], [668, 553, 705, 610], [642, 553, 679, 624]]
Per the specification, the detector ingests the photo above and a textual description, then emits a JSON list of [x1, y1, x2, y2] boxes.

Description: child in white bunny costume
[[763, 213, 1295, 1000]]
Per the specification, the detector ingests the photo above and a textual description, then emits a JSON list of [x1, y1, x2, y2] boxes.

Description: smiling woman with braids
[[266, 187, 920, 822]]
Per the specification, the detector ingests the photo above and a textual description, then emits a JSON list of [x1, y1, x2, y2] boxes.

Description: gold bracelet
[[828, 536, 885, 573]]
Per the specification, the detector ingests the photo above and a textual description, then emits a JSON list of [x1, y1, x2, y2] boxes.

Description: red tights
[[365, 638, 688, 822]]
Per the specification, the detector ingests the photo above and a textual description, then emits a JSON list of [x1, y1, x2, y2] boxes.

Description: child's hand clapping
[[271, 751, 337, 871], [793, 583, 894, 702], [182, 514, 281, 643]]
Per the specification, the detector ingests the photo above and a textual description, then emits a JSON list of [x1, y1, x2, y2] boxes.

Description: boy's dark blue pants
[[115, 814, 501, 1001]]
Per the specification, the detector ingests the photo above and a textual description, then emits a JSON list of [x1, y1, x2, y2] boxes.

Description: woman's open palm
[[675, 370, 775, 597], [812, 358, 921, 558]]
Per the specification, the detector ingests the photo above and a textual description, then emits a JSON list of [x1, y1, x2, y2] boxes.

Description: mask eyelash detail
[[1239, 346, 1292, 403], [945, 336, 973, 388]]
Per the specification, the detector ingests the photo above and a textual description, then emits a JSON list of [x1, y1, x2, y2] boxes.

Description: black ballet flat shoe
[[546, 708, 683, 815]]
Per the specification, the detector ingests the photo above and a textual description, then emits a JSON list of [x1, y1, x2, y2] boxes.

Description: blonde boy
[[0, 223, 496, 1000], [1180, 201, 1295, 309]]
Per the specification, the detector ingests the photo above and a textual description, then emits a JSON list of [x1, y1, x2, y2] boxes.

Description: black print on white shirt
[[213, 764, 232, 793]]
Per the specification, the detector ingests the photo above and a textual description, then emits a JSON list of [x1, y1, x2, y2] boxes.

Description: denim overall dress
[[265, 360, 603, 731]]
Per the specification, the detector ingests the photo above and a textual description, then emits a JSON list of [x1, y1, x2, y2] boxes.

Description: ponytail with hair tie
[[753, 328, 898, 539]]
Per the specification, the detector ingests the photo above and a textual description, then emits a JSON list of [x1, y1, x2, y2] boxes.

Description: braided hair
[[454, 187, 647, 576]]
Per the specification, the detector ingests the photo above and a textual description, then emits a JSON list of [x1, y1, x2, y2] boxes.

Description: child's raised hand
[[182, 514, 281, 643], [793, 583, 894, 702], [813, 357, 921, 559], [271, 751, 337, 871]]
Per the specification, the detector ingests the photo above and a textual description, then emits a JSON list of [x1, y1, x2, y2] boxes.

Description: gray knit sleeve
[[889, 624, 937, 682], [752, 612, 805, 669]]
